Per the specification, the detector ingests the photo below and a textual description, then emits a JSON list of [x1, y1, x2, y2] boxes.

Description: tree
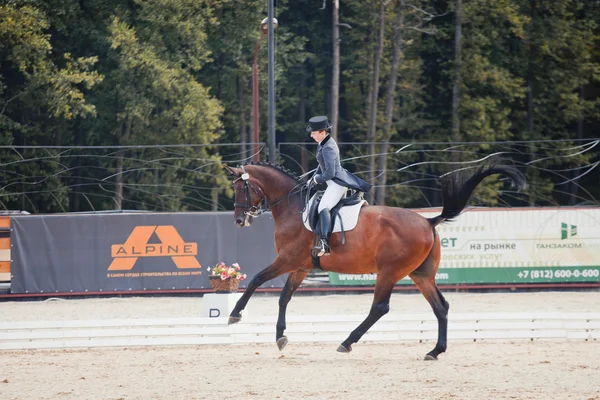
[[366, 0, 386, 203], [0, 3, 102, 212], [376, 0, 404, 205], [104, 0, 223, 210], [331, 0, 340, 140], [451, 0, 462, 158]]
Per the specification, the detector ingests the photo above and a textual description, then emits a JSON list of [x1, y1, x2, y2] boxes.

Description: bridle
[[232, 165, 307, 218], [233, 165, 268, 218]]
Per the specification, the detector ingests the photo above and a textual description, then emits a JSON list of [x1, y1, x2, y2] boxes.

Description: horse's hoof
[[424, 354, 438, 361], [336, 344, 352, 353], [228, 315, 241, 325], [276, 336, 288, 351]]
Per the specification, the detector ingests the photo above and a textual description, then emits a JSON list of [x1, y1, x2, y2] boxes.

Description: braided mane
[[243, 161, 305, 184]]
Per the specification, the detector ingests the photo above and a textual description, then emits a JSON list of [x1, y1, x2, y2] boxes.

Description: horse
[[225, 161, 526, 360]]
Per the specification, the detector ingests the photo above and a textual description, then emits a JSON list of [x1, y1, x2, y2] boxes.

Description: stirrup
[[313, 239, 330, 257]]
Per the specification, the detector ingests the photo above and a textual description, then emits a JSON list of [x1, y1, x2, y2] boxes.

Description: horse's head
[[226, 165, 267, 227]]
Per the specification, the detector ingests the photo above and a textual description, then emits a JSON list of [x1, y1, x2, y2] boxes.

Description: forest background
[[1, 0, 599, 213]]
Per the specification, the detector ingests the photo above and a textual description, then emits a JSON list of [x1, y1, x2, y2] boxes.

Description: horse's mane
[[243, 161, 305, 184]]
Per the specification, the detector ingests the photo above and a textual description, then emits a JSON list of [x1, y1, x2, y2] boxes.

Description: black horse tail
[[428, 162, 526, 227]]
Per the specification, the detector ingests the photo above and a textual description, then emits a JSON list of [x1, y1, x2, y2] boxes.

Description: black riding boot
[[313, 208, 332, 257]]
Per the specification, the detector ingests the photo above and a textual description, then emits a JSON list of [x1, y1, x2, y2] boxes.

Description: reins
[[233, 165, 309, 217]]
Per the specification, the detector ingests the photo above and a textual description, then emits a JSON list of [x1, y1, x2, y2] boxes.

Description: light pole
[[252, 16, 278, 162], [267, 0, 276, 163]]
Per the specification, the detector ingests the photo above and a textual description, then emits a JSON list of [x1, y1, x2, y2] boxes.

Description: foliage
[[0, 0, 598, 212]]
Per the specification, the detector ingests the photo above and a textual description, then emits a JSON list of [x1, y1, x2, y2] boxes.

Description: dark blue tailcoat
[[314, 136, 372, 193]]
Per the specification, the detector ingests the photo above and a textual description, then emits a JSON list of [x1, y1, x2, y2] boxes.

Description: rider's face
[[310, 129, 328, 143]]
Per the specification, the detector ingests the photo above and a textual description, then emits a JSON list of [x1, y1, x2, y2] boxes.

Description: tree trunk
[[299, 75, 308, 173], [451, 0, 462, 162], [527, 1, 536, 138], [367, 0, 385, 204], [527, 0, 536, 206], [331, 0, 340, 140], [238, 76, 248, 160], [115, 153, 124, 210], [211, 187, 219, 211], [114, 116, 131, 210], [570, 86, 584, 205], [70, 122, 81, 211], [364, 2, 376, 141], [376, 0, 404, 205]]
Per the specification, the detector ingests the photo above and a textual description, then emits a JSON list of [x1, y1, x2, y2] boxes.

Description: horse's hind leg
[[409, 238, 449, 360], [276, 270, 309, 351], [411, 277, 449, 360], [338, 275, 397, 353]]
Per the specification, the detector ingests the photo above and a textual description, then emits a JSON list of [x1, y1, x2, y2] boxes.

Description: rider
[[307, 115, 372, 257]]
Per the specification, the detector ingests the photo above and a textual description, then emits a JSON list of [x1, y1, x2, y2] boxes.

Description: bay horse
[[225, 161, 525, 360]]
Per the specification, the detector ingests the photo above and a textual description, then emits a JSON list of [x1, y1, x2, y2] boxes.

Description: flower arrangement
[[209, 262, 247, 281]]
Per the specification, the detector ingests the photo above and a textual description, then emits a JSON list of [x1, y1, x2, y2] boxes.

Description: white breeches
[[318, 180, 348, 213]]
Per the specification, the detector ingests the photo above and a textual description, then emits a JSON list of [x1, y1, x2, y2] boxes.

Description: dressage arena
[[0, 291, 599, 400]]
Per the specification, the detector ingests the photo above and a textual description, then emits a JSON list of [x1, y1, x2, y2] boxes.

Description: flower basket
[[209, 276, 241, 293], [207, 262, 246, 293]]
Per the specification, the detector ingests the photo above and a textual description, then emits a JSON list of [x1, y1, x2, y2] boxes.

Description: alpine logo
[[108, 225, 201, 271]]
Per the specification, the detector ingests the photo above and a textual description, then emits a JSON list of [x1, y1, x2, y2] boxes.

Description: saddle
[[302, 190, 367, 240], [302, 190, 367, 271]]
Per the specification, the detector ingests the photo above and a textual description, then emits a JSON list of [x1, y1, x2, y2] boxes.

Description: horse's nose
[[236, 217, 244, 226]]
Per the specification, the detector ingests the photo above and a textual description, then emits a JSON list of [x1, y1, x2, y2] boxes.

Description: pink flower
[[228, 267, 235, 275], [220, 262, 226, 266], [221, 272, 230, 280], [232, 263, 240, 270], [240, 274, 247, 280]]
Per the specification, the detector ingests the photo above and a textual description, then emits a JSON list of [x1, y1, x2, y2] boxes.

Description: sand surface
[[1, 291, 599, 399]]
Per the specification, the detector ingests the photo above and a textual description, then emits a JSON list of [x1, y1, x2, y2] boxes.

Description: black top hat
[[306, 115, 332, 132]]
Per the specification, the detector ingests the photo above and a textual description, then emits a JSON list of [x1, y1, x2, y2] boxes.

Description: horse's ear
[[225, 165, 239, 177]]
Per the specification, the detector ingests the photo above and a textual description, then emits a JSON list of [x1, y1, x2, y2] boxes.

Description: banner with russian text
[[10, 212, 283, 294], [328, 207, 600, 286]]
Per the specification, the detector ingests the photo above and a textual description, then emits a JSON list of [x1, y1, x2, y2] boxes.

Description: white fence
[[1, 312, 599, 350]]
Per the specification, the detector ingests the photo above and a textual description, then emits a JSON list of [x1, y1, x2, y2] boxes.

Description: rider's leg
[[318, 180, 347, 212], [314, 180, 347, 256], [316, 208, 331, 256]]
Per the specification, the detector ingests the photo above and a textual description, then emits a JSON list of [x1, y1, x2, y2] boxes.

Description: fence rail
[[1, 312, 598, 350]]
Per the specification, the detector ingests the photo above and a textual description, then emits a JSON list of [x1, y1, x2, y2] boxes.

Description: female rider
[[307, 115, 372, 257]]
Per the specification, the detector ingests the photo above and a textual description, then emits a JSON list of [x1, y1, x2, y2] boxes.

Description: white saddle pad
[[302, 193, 367, 233]]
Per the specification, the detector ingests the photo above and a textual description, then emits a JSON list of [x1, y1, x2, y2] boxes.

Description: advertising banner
[[329, 207, 600, 286], [10, 212, 283, 294]]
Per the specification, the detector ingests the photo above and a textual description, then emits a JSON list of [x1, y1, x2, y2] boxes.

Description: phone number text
[[517, 269, 600, 279]]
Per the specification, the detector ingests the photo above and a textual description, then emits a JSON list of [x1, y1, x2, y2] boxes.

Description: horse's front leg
[[276, 270, 309, 351], [228, 256, 292, 325]]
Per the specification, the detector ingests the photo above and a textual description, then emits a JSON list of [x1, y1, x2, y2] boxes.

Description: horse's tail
[[428, 162, 526, 227]]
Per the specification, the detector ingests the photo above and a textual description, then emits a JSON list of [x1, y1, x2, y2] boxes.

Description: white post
[[200, 293, 246, 319]]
